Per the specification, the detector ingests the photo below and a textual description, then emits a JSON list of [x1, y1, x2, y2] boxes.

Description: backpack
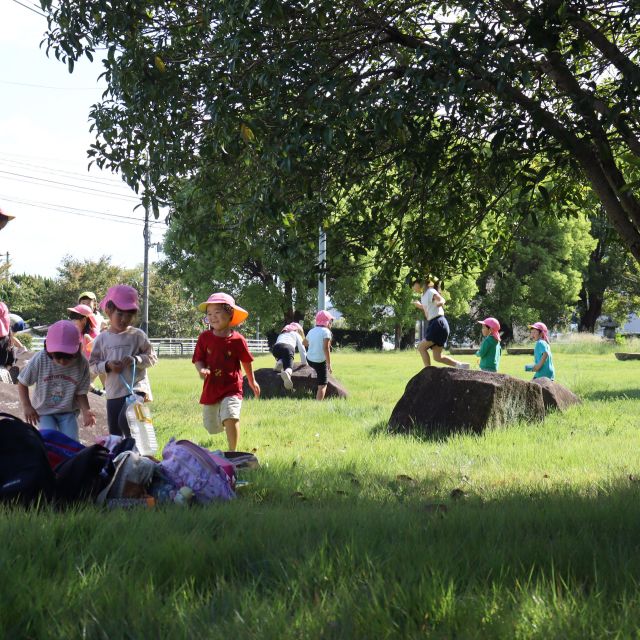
[[160, 439, 235, 504], [0, 412, 55, 507], [39, 429, 85, 470], [54, 444, 112, 505]]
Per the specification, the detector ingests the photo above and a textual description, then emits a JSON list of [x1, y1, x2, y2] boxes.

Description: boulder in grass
[[243, 362, 348, 399], [614, 352, 640, 361], [388, 367, 545, 436], [531, 377, 581, 411], [0, 382, 109, 445]]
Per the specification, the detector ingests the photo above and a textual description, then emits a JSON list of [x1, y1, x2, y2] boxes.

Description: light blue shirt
[[534, 340, 555, 380], [305, 326, 332, 362]]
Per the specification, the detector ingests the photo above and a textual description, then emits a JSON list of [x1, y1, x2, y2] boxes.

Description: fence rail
[[29, 336, 270, 356]]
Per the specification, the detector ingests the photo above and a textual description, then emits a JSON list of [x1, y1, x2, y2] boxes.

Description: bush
[[16, 333, 32, 350]]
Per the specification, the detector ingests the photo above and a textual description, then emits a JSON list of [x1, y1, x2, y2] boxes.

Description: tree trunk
[[283, 280, 294, 324], [399, 326, 416, 350], [578, 288, 603, 332]]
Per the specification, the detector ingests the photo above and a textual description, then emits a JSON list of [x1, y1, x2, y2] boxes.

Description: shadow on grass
[[3, 470, 640, 637], [369, 418, 483, 443], [581, 388, 640, 401]]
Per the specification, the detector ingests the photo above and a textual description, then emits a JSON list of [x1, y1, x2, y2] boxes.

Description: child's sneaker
[[280, 370, 293, 390], [455, 362, 470, 370], [273, 360, 283, 372]]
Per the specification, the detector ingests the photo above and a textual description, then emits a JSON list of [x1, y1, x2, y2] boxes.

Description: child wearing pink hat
[[0, 302, 17, 373], [17, 320, 96, 440], [67, 304, 98, 359], [526, 322, 555, 380], [271, 322, 307, 390], [475, 317, 502, 372], [89, 285, 157, 436], [305, 310, 334, 400], [193, 292, 260, 451]]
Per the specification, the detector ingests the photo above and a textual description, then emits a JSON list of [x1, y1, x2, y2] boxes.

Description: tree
[[40, 0, 640, 277], [476, 213, 596, 340], [577, 206, 640, 332]]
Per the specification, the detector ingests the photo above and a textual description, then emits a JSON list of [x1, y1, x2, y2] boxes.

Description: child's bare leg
[[316, 384, 328, 401], [432, 346, 466, 368], [417, 340, 433, 367], [223, 418, 240, 451]]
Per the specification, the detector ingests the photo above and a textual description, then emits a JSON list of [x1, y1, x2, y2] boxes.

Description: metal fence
[[29, 336, 269, 356]]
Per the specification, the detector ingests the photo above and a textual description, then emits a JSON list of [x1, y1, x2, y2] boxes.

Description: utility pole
[[318, 227, 326, 311], [141, 201, 150, 335]]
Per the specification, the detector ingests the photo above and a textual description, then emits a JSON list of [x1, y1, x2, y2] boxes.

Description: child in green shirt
[[475, 317, 501, 372]]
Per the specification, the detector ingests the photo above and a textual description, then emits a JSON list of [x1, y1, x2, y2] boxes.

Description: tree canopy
[[40, 0, 640, 278]]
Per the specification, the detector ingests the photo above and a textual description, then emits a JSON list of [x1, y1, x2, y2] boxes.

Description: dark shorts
[[307, 359, 328, 386], [424, 316, 450, 348], [272, 342, 294, 370]]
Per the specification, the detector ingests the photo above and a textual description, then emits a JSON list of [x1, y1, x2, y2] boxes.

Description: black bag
[[54, 444, 113, 504], [0, 412, 55, 507]]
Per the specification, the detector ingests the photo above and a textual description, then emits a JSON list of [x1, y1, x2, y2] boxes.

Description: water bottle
[[125, 395, 158, 456]]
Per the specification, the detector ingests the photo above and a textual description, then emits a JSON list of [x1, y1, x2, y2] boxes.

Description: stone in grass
[[243, 362, 348, 399], [388, 367, 545, 436], [0, 382, 109, 445], [531, 377, 581, 412]]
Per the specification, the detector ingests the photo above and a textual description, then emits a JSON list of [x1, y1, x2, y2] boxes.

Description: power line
[[0, 193, 166, 228], [0, 79, 108, 91], [0, 169, 141, 202], [0, 157, 135, 189], [10, 0, 46, 18]]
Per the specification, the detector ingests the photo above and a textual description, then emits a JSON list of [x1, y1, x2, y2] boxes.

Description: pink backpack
[[161, 439, 235, 503]]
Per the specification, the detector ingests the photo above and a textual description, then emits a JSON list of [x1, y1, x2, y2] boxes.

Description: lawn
[[2, 349, 640, 639]]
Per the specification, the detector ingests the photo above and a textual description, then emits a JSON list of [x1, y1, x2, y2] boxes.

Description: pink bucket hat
[[67, 304, 98, 330], [315, 310, 334, 327], [99, 285, 139, 312], [477, 317, 501, 342], [46, 320, 81, 354], [0, 302, 10, 338], [528, 321, 549, 343], [197, 292, 249, 326], [282, 322, 303, 333]]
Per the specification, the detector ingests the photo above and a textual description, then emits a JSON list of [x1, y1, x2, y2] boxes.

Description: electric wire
[[0, 193, 166, 228], [0, 156, 137, 189], [9, 0, 46, 18], [0, 79, 108, 91], [0, 169, 142, 202]]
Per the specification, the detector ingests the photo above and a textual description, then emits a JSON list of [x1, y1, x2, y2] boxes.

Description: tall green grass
[[2, 350, 640, 638]]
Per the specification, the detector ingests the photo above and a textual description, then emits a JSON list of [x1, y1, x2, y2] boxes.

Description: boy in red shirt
[[193, 293, 260, 451]]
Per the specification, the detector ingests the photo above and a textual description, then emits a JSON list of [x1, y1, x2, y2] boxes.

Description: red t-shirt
[[192, 330, 254, 405]]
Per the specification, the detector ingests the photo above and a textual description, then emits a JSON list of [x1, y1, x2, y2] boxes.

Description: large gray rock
[[0, 382, 109, 445], [243, 362, 348, 399], [531, 377, 581, 411], [388, 367, 545, 435]]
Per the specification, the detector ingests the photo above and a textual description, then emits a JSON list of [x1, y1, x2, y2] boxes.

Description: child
[[412, 277, 470, 369], [526, 322, 555, 380], [89, 285, 157, 436], [67, 304, 98, 359], [78, 291, 106, 336], [193, 292, 260, 451], [305, 310, 334, 401], [0, 302, 17, 383], [17, 320, 95, 440], [272, 322, 307, 390], [475, 317, 502, 372]]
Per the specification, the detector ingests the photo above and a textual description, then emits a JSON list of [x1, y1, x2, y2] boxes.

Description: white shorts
[[202, 396, 242, 434]]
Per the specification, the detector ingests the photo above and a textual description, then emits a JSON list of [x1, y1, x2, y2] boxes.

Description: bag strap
[[119, 359, 136, 397]]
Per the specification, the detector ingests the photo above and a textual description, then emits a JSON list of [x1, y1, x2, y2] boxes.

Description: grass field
[[2, 349, 640, 638]]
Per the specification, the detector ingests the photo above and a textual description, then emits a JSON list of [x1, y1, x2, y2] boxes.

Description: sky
[[0, 0, 166, 278]]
